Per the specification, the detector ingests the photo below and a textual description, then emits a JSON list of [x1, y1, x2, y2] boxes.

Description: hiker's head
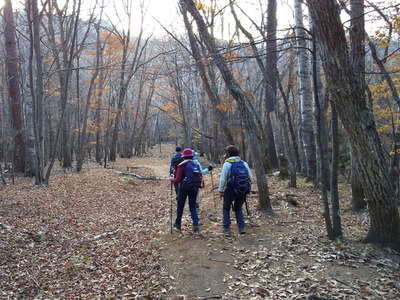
[[225, 145, 239, 157], [182, 148, 194, 159], [175, 146, 182, 153]]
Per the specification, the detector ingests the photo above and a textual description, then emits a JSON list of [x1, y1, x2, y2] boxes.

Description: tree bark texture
[[312, 29, 333, 239], [307, 0, 400, 249], [294, 0, 316, 181], [264, 0, 279, 169], [3, 0, 26, 173], [350, 0, 367, 211], [330, 103, 342, 238]]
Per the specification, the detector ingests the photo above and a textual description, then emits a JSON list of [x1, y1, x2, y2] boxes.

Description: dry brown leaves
[[215, 178, 400, 299], [1, 151, 399, 299], [0, 161, 172, 298]]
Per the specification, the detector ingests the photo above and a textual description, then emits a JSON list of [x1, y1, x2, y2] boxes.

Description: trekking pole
[[210, 170, 217, 213], [245, 199, 251, 217], [244, 198, 255, 225], [170, 182, 173, 234]]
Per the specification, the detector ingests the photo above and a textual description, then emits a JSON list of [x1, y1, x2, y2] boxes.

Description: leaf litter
[[0, 150, 399, 299]]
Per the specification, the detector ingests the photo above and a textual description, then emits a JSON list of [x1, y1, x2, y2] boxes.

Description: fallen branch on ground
[[0, 223, 46, 242], [209, 258, 232, 264], [115, 170, 170, 181], [93, 231, 119, 240]]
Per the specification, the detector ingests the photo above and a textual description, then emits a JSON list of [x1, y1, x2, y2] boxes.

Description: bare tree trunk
[[95, 53, 106, 163], [135, 78, 155, 155], [127, 75, 145, 157], [24, 20, 37, 178], [330, 102, 342, 238], [3, 0, 25, 173], [264, 0, 279, 169], [229, 0, 277, 169], [294, 0, 316, 181], [307, 0, 400, 249], [76, 21, 102, 172], [277, 52, 301, 172], [181, 0, 272, 212], [43, 0, 84, 183], [277, 76, 297, 187], [29, 0, 44, 184], [350, 0, 367, 211], [312, 27, 333, 239], [109, 8, 147, 161], [172, 56, 192, 147]]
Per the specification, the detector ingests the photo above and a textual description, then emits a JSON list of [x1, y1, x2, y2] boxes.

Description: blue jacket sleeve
[[194, 159, 209, 175]]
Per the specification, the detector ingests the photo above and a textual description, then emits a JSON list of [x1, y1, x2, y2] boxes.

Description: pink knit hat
[[182, 148, 193, 158]]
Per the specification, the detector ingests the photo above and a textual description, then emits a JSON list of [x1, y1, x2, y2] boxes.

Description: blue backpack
[[182, 161, 203, 191], [227, 161, 251, 195]]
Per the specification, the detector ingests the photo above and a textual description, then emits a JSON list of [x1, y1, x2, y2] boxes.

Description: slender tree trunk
[[76, 22, 102, 172], [135, 78, 155, 155], [182, 0, 272, 212], [62, 112, 72, 168], [229, 0, 277, 169], [95, 56, 105, 163], [3, 0, 25, 173], [330, 102, 342, 238], [294, 0, 316, 181], [264, 0, 279, 169], [31, 0, 44, 184], [44, 0, 83, 183], [24, 14, 37, 178], [312, 27, 333, 239], [278, 67, 301, 171], [277, 77, 297, 187], [128, 79, 144, 157]]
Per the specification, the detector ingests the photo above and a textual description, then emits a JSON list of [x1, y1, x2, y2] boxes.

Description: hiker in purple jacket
[[171, 148, 202, 233]]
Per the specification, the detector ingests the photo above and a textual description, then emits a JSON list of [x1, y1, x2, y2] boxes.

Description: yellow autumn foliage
[[216, 101, 235, 112]]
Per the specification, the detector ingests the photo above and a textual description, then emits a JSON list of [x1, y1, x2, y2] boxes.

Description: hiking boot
[[239, 228, 246, 235], [223, 228, 232, 236], [173, 224, 181, 232], [193, 225, 200, 233]]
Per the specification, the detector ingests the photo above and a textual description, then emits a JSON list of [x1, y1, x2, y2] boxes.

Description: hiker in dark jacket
[[169, 146, 183, 195], [219, 145, 252, 235], [171, 148, 202, 233]]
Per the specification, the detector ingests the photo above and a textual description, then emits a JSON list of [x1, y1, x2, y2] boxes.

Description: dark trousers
[[223, 189, 245, 231], [175, 186, 199, 228], [174, 183, 180, 202], [174, 183, 179, 195]]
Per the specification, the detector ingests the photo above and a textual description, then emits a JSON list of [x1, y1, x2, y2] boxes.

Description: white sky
[[9, 0, 387, 38], [100, 0, 294, 38]]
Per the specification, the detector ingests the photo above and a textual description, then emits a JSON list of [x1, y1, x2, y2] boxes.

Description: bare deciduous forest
[[0, 0, 400, 298]]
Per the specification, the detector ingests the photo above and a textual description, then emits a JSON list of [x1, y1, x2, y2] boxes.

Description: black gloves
[[208, 165, 213, 171]]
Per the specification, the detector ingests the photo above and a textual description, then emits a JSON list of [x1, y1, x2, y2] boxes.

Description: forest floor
[[1, 144, 399, 299]]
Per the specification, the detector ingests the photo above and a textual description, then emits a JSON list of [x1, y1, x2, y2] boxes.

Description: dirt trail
[[138, 147, 400, 299], [1, 145, 399, 299], [144, 155, 272, 298]]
